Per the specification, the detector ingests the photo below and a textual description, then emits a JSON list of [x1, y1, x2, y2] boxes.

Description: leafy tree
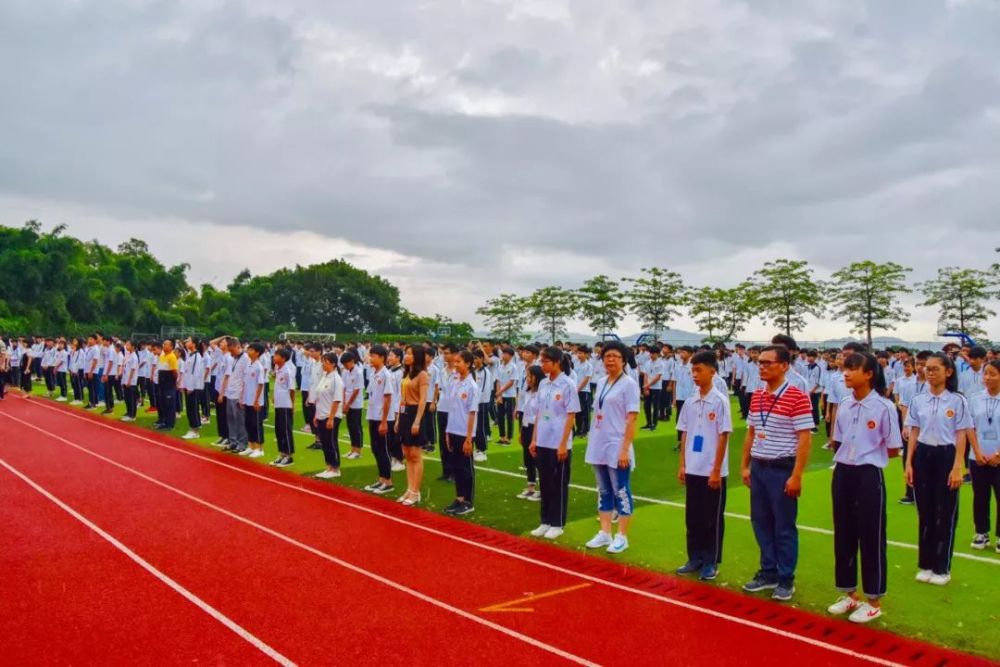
[[476, 293, 530, 341], [577, 274, 625, 335], [749, 259, 824, 336], [688, 284, 755, 343], [622, 267, 686, 338], [525, 287, 578, 343], [828, 261, 912, 347], [919, 267, 997, 339]]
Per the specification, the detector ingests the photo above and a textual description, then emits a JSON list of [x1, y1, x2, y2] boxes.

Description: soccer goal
[[160, 325, 206, 340], [278, 331, 338, 343]]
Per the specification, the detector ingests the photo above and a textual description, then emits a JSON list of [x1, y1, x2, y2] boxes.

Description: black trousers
[[576, 392, 591, 434], [346, 408, 364, 447], [274, 407, 295, 456], [437, 411, 452, 477], [832, 464, 888, 597], [475, 403, 489, 452], [43, 367, 55, 392], [157, 372, 176, 428], [421, 402, 436, 447], [103, 376, 116, 410], [643, 389, 661, 429], [369, 419, 393, 479], [302, 391, 315, 432], [114, 375, 124, 401], [55, 371, 67, 397], [659, 388, 672, 420], [536, 447, 572, 528], [123, 384, 138, 418], [185, 390, 202, 430], [685, 474, 727, 566], [389, 420, 403, 461], [739, 389, 750, 421], [71, 370, 83, 401], [809, 393, 820, 429], [913, 444, 959, 575], [970, 460, 1000, 537], [87, 374, 99, 407], [497, 397, 515, 439], [521, 423, 537, 484], [900, 441, 914, 501], [137, 376, 149, 404], [447, 432, 475, 501], [215, 396, 229, 440], [201, 381, 212, 418], [318, 416, 341, 467]]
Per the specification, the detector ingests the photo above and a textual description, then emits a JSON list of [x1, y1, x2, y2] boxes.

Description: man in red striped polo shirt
[[740, 344, 814, 602]]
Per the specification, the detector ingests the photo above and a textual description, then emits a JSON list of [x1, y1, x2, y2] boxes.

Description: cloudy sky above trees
[[2, 0, 999, 340]]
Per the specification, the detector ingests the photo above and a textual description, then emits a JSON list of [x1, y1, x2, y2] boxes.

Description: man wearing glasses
[[740, 345, 815, 602]]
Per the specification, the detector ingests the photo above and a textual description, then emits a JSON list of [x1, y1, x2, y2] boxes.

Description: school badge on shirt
[[945, 409, 955, 418], [708, 412, 716, 422], [867, 420, 876, 430]]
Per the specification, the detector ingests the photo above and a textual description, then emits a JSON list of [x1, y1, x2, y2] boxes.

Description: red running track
[[0, 395, 992, 667]]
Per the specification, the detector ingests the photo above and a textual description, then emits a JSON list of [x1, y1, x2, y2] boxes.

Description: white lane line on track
[[0, 455, 296, 667], [4, 399, 914, 666]]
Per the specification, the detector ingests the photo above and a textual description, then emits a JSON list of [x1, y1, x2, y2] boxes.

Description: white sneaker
[[250, 449, 265, 459], [238, 448, 253, 456], [530, 524, 551, 537], [971, 533, 990, 550], [516, 487, 534, 499], [527, 490, 541, 502], [327, 469, 341, 478], [346, 451, 361, 460], [848, 602, 882, 624], [391, 459, 405, 472], [827, 595, 860, 615], [182, 431, 198, 440], [915, 569, 933, 583], [585, 531, 613, 549], [70, 400, 82, 405], [120, 416, 133, 422], [607, 534, 628, 554], [301, 425, 313, 433], [315, 470, 334, 479], [543, 526, 564, 540], [56, 397, 67, 402], [928, 573, 951, 586], [201, 417, 211, 425], [473, 451, 487, 462]]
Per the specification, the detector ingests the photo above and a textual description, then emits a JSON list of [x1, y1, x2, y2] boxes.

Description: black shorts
[[398, 405, 426, 447]]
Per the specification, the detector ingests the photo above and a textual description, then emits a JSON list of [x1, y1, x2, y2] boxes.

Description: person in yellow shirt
[[155, 340, 179, 431]]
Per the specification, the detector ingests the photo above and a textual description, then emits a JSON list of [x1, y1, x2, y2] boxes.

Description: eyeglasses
[[603, 354, 624, 360], [757, 360, 786, 368], [924, 366, 944, 373]]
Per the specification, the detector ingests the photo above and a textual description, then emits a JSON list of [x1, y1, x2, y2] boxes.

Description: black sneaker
[[443, 500, 462, 514], [270, 457, 283, 466], [454, 501, 475, 516], [898, 496, 915, 505], [742, 573, 778, 593], [214, 437, 226, 445], [276, 457, 294, 468], [436, 474, 453, 482], [675, 561, 702, 575], [308, 442, 322, 450]]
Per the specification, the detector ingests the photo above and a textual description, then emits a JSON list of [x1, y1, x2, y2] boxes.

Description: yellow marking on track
[[479, 583, 592, 613]]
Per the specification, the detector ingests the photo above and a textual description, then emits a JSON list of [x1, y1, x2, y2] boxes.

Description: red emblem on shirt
[[945, 409, 955, 418], [867, 420, 876, 430], [555, 393, 562, 401], [461, 393, 468, 400], [708, 412, 716, 421]]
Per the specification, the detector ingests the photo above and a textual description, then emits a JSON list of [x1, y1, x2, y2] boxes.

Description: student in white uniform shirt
[[239, 343, 267, 458], [672, 346, 696, 449], [364, 346, 397, 494], [967, 360, 1000, 552], [313, 352, 345, 479], [68, 338, 85, 404], [472, 350, 492, 462], [641, 346, 666, 431], [959, 346, 987, 397], [574, 346, 594, 436], [386, 348, 406, 471], [675, 351, 733, 581], [904, 353, 973, 585], [516, 365, 545, 502], [827, 353, 902, 624], [442, 350, 479, 516], [494, 347, 518, 445], [221, 339, 248, 453], [805, 350, 823, 432], [529, 347, 581, 541], [40, 338, 56, 397], [180, 339, 205, 440], [119, 341, 139, 421], [584, 342, 640, 555], [270, 348, 297, 467], [53, 339, 69, 401], [299, 344, 316, 437], [340, 351, 366, 459]]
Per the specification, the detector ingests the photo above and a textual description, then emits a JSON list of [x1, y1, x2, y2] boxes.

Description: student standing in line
[[299, 343, 316, 439], [387, 347, 406, 472], [0, 342, 8, 401], [120, 341, 139, 422], [240, 342, 267, 459], [959, 346, 987, 396], [40, 338, 55, 398], [771, 335, 809, 393], [181, 338, 205, 440], [223, 338, 249, 453], [397, 345, 430, 505], [529, 346, 580, 540], [271, 347, 297, 467], [198, 340, 212, 423], [471, 350, 492, 462], [340, 351, 365, 459], [805, 350, 822, 433], [516, 365, 545, 502], [313, 352, 344, 478], [154, 339, 179, 431], [495, 347, 518, 444], [100, 339, 117, 415], [211, 338, 232, 447], [584, 341, 640, 555], [364, 345, 396, 495], [433, 344, 458, 482], [68, 338, 84, 404], [894, 359, 918, 503], [443, 349, 479, 515], [966, 359, 1000, 552], [672, 346, 695, 450], [904, 353, 972, 585], [421, 346, 438, 453], [675, 350, 733, 580], [827, 353, 901, 624], [740, 345, 814, 602], [574, 346, 593, 436], [305, 345, 325, 450], [641, 345, 665, 431], [52, 339, 68, 401]]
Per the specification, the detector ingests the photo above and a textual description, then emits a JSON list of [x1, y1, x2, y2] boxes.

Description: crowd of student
[[1, 332, 998, 625]]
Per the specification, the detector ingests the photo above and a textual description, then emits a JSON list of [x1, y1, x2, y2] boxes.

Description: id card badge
[[985, 429, 999, 441], [756, 429, 767, 441], [594, 411, 603, 430], [542, 410, 553, 423], [692, 434, 704, 453]]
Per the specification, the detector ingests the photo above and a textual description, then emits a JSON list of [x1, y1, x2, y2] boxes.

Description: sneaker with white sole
[[848, 602, 882, 624], [928, 573, 951, 586], [182, 431, 198, 440], [526, 490, 541, 502], [530, 524, 551, 537], [56, 397, 67, 402], [250, 449, 265, 458], [275, 457, 293, 467], [473, 451, 487, 462], [315, 470, 334, 479], [238, 448, 253, 456], [120, 416, 133, 422], [915, 569, 933, 583], [971, 533, 990, 550], [516, 486, 535, 499], [585, 531, 613, 549], [606, 534, 628, 554], [346, 451, 361, 460], [827, 595, 860, 615], [373, 483, 395, 495], [390, 459, 405, 472], [543, 526, 564, 540]]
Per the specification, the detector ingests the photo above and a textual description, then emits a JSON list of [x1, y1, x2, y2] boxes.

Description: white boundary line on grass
[[0, 455, 296, 667], [4, 399, 912, 666]]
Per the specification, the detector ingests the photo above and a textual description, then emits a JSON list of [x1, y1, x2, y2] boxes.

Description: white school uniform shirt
[[534, 373, 581, 449], [496, 360, 518, 398], [84, 344, 100, 372], [894, 374, 917, 406], [585, 373, 640, 467], [732, 354, 748, 382], [41, 347, 55, 368], [969, 391, 1000, 459], [215, 354, 232, 393], [313, 370, 344, 420], [366, 366, 395, 421], [903, 390, 974, 446], [823, 370, 848, 406], [388, 366, 403, 416], [959, 367, 985, 397], [673, 361, 695, 401], [677, 387, 733, 477], [477, 367, 493, 403], [591, 354, 607, 383], [445, 373, 479, 436], [69, 349, 82, 372], [113, 350, 125, 376], [272, 363, 297, 409], [54, 349, 68, 372], [241, 359, 265, 406], [741, 360, 759, 390], [122, 351, 139, 386], [226, 353, 248, 401], [438, 368, 456, 414], [521, 391, 540, 426], [793, 357, 808, 378], [784, 368, 809, 393], [833, 391, 902, 468], [183, 352, 203, 391], [646, 358, 666, 390], [342, 366, 365, 410], [712, 374, 728, 395], [299, 357, 314, 392], [805, 364, 822, 393], [575, 359, 594, 393], [309, 361, 324, 399]]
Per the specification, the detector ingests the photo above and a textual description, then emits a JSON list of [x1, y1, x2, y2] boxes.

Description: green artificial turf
[[26, 383, 1000, 660]]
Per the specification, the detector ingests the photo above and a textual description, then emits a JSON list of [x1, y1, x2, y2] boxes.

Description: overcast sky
[[2, 0, 999, 341]]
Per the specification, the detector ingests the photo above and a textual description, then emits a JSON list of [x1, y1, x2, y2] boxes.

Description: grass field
[[22, 382, 1000, 660]]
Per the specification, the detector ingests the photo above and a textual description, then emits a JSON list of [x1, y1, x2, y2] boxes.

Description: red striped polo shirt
[[748, 381, 814, 459]]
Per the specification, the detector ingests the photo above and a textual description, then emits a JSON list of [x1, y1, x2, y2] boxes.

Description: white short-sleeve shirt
[[585, 373, 640, 467], [677, 388, 733, 477]]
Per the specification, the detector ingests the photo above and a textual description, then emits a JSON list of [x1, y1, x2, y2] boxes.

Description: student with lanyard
[[120, 340, 140, 422], [584, 341, 640, 555], [966, 359, 1000, 552], [740, 345, 814, 602], [364, 346, 396, 495], [154, 340, 179, 431], [442, 349, 479, 516], [269, 347, 297, 467], [312, 351, 344, 479], [529, 347, 580, 541], [675, 350, 733, 580], [471, 350, 492, 462], [181, 338, 205, 440], [340, 351, 366, 459], [904, 352, 973, 585], [827, 353, 901, 624], [396, 345, 430, 506]]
